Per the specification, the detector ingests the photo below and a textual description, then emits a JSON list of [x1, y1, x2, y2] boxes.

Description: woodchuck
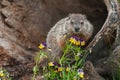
[[46, 13, 94, 61]]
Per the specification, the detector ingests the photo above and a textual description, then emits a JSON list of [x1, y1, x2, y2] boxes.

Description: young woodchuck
[[46, 13, 94, 61]]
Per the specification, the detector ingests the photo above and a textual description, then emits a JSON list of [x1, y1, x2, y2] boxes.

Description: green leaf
[[33, 66, 39, 73], [75, 55, 80, 61]]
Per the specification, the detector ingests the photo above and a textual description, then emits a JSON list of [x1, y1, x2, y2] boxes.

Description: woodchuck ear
[[66, 13, 72, 21]]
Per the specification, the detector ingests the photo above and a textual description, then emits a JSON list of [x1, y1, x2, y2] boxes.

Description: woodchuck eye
[[80, 21, 84, 25], [70, 21, 74, 24]]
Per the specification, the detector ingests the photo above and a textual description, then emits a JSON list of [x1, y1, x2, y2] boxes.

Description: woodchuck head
[[68, 13, 88, 33], [66, 13, 93, 41]]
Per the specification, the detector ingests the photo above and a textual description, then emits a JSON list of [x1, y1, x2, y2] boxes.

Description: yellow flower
[[79, 72, 84, 78], [48, 62, 54, 66], [69, 37, 76, 44], [66, 67, 70, 72], [54, 70, 58, 73], [58, 67, 62, 72], [0, 73, 4, 77], [75, 41, 80, 45], [81, 41, 85, 46], [69, 37, 73, 42], [38, 43, 45, 49], [73, 40, 77, 44]]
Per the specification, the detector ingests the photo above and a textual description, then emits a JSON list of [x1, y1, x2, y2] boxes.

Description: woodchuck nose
[[46, 13, 94, 61]]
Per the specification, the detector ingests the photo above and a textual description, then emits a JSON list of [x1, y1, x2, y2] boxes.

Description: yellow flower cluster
[[54, 67, 63, 73], [48, 62, 63, 72], [48, 62, 84, 79], [69, 37, 85, 46], [56, 67, 70, 72], [48, 62, 71, 73]]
